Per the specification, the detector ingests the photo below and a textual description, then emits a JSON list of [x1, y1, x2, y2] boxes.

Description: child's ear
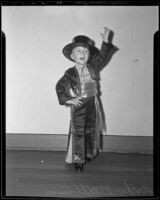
[[71, 53, 74, 60]]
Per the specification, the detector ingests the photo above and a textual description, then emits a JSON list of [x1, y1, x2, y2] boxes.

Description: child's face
[[71, 46, 90, 65]]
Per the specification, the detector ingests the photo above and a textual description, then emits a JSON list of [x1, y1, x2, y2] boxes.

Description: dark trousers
[[72, 96, 96, 163]]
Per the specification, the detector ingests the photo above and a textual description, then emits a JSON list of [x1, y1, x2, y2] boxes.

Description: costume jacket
[[56, 41, 115, 104]]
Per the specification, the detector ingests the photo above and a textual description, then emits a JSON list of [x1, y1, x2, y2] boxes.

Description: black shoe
[[74, 163, 84, 171], [79, 164, 84, 171]]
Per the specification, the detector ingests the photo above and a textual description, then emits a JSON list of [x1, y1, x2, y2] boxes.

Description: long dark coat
[[56, 41, 117, 163]]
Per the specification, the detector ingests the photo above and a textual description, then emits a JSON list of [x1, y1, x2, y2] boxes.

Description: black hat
[[62, 35, 99, 61]]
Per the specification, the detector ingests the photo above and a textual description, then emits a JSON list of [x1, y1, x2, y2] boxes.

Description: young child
[[56, 27, 116, 171]]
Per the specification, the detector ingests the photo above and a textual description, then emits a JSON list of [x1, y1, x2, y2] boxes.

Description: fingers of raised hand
[[100, 27, 110, 38], [104, 27, 110, 33]]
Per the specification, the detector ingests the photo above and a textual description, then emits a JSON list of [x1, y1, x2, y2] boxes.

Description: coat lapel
[[65, 64, 96, 96], [65, 66, 81, 94]]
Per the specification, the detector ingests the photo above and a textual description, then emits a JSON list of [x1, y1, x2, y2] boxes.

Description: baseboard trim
[[6, 134, 153, 154]]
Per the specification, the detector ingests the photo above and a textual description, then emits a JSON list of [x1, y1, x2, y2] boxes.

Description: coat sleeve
[[55, 72, 73, 105], [90, 41, 117, 71]]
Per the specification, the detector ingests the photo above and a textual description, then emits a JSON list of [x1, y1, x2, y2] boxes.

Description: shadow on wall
[[96, 30, 119, 150]]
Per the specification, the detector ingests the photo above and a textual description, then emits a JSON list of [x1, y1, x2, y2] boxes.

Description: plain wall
[[2, 6, 158, 135]]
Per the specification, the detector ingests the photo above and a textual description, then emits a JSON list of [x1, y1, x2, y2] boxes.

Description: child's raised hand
[[100, 27, 110, 43]]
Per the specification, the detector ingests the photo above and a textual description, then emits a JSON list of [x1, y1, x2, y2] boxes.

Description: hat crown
[[72, 35, 95, 47]]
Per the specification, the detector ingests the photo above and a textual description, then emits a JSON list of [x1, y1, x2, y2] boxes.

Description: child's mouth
[[80, 57, 85, 60]]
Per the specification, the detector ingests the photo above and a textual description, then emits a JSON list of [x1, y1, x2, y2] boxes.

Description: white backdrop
[[2, 6, 158, 135]]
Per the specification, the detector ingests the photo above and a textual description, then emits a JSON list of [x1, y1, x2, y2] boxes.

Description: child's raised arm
[[90, 27, 116, 70]]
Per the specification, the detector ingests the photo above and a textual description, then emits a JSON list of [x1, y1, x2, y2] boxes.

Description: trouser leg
[[85, 97, 96, 159], [72, 97, 97, 163], [72, 101, 86, 163]]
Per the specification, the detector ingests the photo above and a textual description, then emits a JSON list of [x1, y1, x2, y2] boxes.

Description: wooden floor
[[6, 150, 153, 198]]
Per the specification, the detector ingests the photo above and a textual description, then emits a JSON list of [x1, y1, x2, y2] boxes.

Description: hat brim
[[62, 42, 99, 61]]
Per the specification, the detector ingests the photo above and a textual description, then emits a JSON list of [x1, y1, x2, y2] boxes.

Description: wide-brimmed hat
[[62, 35, 99, 61]]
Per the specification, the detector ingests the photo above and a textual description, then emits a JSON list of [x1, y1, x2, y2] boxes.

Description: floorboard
[[6, 150, 153, 198]]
